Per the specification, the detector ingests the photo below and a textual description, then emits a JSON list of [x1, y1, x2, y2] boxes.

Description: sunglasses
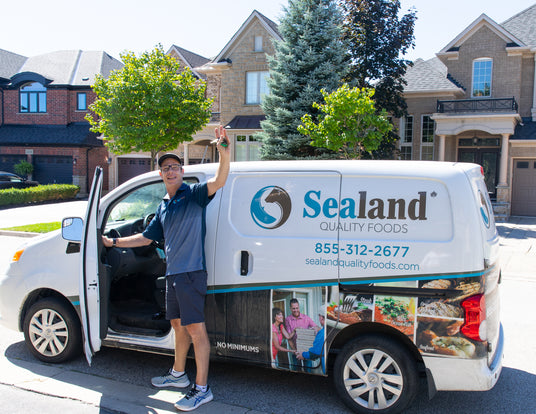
[[160, 164, 182, 173]]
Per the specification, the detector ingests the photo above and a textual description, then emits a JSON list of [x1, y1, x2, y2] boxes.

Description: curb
[[0, 230, 40, 238]]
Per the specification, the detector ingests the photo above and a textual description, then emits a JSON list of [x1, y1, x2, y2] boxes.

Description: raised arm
[[207, 125, 231, 197]]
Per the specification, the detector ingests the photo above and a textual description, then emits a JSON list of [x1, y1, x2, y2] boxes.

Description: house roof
[[501, 4, 536, 46], [0, 123, 103, 147], [212, 10, 281, 63], [6, 50, 122, 88], [167, 45, 210, 80], [438, 13, 526, 55], [511, 119, 536, 140], [403, 58, 463, 94], [0, 48, 27, 83]]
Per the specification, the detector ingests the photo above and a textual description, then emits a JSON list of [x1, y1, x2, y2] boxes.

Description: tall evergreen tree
[[258, 0, 349, 160], [341, 0, 416, 159]]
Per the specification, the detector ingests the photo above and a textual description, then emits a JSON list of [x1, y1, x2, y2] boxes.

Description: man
[[102, 126, 230, 411], [296, 307, 326, 374], [284, 298, 319, 370]]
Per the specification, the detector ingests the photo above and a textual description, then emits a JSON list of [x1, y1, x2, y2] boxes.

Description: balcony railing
[[436, 97, 518, 114]]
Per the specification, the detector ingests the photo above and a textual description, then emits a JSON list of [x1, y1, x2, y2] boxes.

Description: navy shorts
[[165, 270, 207, 326]]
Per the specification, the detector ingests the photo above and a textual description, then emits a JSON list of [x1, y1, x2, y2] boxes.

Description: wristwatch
[[112, 238, 117, 247]]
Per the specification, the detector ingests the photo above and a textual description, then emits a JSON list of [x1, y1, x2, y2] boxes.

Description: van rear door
[[79, 167, 103, 365]]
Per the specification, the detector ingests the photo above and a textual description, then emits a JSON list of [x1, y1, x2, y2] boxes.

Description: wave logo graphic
[[250, 186, 292, 229]]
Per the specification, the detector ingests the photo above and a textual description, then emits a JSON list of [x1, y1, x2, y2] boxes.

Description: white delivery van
[[0, 160, 503, 414]]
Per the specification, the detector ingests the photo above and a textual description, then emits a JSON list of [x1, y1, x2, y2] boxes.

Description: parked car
[[0, 171, 39, 190]]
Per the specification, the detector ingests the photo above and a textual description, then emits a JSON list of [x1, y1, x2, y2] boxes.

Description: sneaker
[[151, 369, 190, 388], [174, 385, 213, 411]]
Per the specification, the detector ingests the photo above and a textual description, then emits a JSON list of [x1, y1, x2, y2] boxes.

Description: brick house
[[0, 49, 122, 195], [159, 10, 281, 169], [400, 4, 536, 219]]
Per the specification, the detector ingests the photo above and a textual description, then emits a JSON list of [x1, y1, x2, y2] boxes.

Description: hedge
[[0, 184, 80, 207]]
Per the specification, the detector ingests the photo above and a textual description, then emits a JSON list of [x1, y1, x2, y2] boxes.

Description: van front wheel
[[23, 298, 82, 363], [333, 335, 418, 414]]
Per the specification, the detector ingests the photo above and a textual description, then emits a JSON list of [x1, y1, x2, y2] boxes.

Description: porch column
[[438, 135, 446, 161], [183, 143, 190, 166], [499, 133, 509, 186], [532, 54, 536, 121]]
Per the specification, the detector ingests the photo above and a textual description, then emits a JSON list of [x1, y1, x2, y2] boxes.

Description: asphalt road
[[0, 213, 535, 413]]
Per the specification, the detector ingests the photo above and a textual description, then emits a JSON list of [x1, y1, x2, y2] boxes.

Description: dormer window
[[472, 58, 492, 97], [20, 82, 47, 113]]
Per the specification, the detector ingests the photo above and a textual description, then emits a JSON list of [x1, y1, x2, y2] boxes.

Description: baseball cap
[[158, 153, 181, 167]]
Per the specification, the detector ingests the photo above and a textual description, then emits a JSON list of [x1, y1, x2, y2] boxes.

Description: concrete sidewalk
[[0, 351, 261, 414]]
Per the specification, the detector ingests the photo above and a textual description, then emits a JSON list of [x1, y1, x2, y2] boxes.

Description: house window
[[254, 36, 263, 52], [77, 93, 87, 110], [472, 58, 492, 97], [20, 82, 46, 113], [235, 135, 261, 161], [399, 115, 413, 160], [246, 71, 270, 104], [421, 115, 435, 160]]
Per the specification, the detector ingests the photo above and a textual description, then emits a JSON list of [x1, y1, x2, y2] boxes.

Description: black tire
[[23, 297, 83, 363], [333, 334, 419, 414]]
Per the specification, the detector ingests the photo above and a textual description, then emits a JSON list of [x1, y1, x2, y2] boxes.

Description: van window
[[105, 178, 198, 230]]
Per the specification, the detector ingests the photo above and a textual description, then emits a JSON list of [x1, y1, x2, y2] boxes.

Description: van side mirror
[[62, 217, 84, 242]]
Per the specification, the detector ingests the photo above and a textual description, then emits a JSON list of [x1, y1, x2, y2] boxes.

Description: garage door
[[118, 157, 151, 185], [511, 159, 536, 216], [0, 154, 27, 173], [33, 155, 73, 185]]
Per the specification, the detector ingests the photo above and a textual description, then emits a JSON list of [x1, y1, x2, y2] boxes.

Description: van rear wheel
[[333, 334, 418, 414], [23, 298, 82, 363]]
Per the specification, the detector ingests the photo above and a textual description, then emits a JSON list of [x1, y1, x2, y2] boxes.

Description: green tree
[[340, 0, 416, 158], [258, 0, 349, 160], [86, 45, 212, 169], [298, 84, 392, 159]]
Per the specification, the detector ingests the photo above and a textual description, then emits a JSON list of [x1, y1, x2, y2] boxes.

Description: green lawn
[[1, 222, 61, 233]]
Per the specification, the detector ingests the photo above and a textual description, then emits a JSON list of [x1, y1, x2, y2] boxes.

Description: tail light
[[461, 294, 486, 341]]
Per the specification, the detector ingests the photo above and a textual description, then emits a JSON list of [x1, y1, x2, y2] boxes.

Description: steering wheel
[[108, 228, 121, 239], [144, 213, 155, 229]]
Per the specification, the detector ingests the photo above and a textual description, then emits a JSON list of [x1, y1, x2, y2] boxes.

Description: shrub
[[13, 160, 34, 178], [0, 184, 80, 207]]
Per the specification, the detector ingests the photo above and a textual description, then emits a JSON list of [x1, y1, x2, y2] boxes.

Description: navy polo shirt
[[143, 182, 213, 275]]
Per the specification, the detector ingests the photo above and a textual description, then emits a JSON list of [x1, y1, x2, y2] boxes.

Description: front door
[[458, 148, 500, 199]]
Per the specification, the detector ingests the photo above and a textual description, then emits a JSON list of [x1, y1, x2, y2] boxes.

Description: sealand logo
[[250, 186, 292, 229]]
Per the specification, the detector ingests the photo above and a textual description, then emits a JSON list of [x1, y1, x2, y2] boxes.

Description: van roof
[[183, 160, 480, 178]]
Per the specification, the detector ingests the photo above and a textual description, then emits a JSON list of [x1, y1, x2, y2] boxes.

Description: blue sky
[[1, 0, 534, 62]]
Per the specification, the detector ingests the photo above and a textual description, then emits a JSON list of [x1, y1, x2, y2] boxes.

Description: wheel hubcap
[[343, 348, 404, 410], [29, 308, 68, 357]]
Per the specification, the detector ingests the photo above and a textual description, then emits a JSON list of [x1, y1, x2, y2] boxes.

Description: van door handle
[[240, 250, 249, 276]]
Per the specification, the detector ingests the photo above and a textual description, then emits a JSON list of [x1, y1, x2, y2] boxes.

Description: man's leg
[[171, 318, 191, 372], [185, 322, 210, 386]]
